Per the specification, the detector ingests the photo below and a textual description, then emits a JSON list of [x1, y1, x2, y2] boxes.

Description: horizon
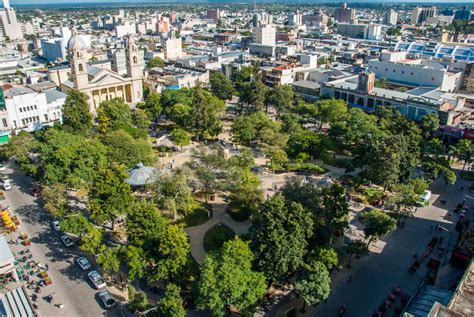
[[6, 0, 474, 5]]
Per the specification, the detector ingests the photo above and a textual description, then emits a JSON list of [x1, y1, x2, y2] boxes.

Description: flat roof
[[291, 80, 321, 90], [0, 236, 13, 263]]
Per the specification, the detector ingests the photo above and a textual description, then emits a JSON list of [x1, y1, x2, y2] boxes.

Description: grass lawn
[[179, 201, 210, 228], [204, 223, 235, 252]]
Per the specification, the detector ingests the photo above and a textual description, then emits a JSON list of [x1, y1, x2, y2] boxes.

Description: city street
[[2, 162, 127, 317], [306, 175, 469, 317]]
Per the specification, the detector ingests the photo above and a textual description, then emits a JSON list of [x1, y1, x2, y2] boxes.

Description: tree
[[154, 170, 194, 217], [170, 128, 191, 150], [43, 183, 69, 218], [62, 89, 93, 134], [88, 164, 134, 224], [79, 225, 103, 255], [125, 245, 146, 280], [127, 286, 148, 312], [96, 98, 132, 134], [139, 91, 162, 122], [189, 86, 225, 140], [97, 246, 122, 276], [39, 130, 107, 188], [346, 240, 369, 267], [251, 194, 313, 284], [196, 238, 266, 317], [126, 200, 167, 251], [146, 56, 165, 68], [318, 184, 350, 244], [148, 224, 190, 282], [101, 130, 154, 167], [295, 262, 331, 312], [60, 214, 91, 236], [420, 113, 439, 139], [375, 77, 388, 88], [307, 247, 338, 271], [210, 72, 235, 100], [312, 99, 348, 132], [229, 170, 264, 219], [158, 284, 185, 317], [455, 139, 474, 172], [387, 178, 429, 214], [133, 108, 151, 130], [359, 209, 396, 247], [386, 27, 401, 36], [266, 85, 294, 117]]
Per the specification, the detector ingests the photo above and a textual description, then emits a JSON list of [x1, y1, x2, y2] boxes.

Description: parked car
[[2, 182, 11, 191], [76, 257, 91, 271], [60, 234, 74, 247], [51, 220, 60, 231], [98, 290, 116, 309], [87, 271, 106, 289]]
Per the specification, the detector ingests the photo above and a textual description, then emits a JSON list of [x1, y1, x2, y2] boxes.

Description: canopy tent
[[126, 163, 160, 186]]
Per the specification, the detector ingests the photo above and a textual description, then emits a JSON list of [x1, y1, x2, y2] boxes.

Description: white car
[[76, 257, 91, 271], [2, 182, 11, 191], [87, 270, 106, 289], [60, 234, 74, 247], [51, 220, 60, 231], [98, 290, 116, 309]]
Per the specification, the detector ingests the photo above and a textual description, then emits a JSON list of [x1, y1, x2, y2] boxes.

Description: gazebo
[[126, 163, 160, 187]]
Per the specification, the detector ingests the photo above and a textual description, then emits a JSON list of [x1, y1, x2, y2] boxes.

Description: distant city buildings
[[252, 24, 276, 46], [384, 10, 398, 26]]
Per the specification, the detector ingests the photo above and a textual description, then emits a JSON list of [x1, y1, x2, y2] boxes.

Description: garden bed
[[203, 223, 235, 252]]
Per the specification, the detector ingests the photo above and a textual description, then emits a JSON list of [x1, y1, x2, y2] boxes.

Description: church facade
[[49, 28, 143, 112]]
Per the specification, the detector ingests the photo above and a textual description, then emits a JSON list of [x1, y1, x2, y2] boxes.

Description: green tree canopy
[[210, 72, 235, 100], [146, 56, 165, 68], [96, 98, 133, 134], [88, 164, 134, 224], [295, 262, 331, 309], [196, 238, 266, 317], [359, 209, 396, 246], [251, 194, 313, 284], [62, 89, 93, 135], [158, 284, 185, 317], [101, 130, 154, 167]]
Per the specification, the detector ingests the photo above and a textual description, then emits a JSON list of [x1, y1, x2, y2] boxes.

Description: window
[[34, 105, 37, 110], [44, 114, 48, 121], [133, 56, 138, 64], [348, 94, 355, 103], [2, 119, 7, 127], [79, 64, 84, 72], [19, 108, 22, 113]]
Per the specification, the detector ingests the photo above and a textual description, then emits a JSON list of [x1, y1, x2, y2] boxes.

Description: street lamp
[[437, 224, 454, 266]]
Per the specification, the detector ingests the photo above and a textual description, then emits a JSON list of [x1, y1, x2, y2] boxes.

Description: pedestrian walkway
[[184, 195, 252, 263]]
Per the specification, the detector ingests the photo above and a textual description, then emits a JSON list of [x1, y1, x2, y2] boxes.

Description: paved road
[[305, 176, 469, 317], [3, 163, 126, 317]]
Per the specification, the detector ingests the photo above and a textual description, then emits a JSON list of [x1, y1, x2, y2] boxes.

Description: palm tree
[[447, 145, 458, 165]]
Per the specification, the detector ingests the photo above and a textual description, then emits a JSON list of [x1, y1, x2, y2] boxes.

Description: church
[[48, 27, 143, 112]]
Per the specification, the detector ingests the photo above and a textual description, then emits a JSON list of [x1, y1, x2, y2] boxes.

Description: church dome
[[67, 31, 88, 51]]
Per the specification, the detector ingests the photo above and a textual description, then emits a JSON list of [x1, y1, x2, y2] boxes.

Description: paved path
[[184, 196, 251, 263]]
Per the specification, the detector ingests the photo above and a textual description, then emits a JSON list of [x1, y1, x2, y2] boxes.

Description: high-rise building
[[252, 24, 276, 46], [334, 3, 356, 24], [206, 9, 220, 23], [0, 0, 23, 40], [337, 23, 368, 39], [411, 6, 437, 24], [302, 11, 329, 27], [454, 7, 473, 22], [108, 48, 127, 76], [384, 10, 398, 26], [288, 11, 303, 26]]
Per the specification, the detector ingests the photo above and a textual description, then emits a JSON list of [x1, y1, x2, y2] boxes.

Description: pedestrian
[[461, 186, 464, 191], [45, 263, 49, 270]]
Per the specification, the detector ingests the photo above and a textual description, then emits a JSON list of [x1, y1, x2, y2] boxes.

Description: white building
[[252, 24, 276, 46], [288, 11, 303, 26], [367, 24, 383, 40], [0, 84, 66, 133], [384, 10, 398, 26], [368, 54, 463, 92], [163, 37, 183, 60], [115, 22, 136, 38], [0, 0, 23, 40], [411, 6, 437, 24]]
